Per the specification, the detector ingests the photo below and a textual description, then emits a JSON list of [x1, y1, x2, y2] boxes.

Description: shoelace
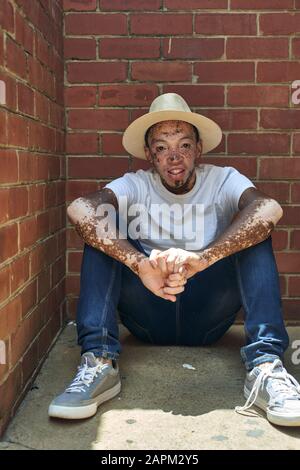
[[66, 360, 107, 393], [235, 359, 300, 416]]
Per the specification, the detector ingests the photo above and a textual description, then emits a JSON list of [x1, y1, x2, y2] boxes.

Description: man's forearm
[[200, 198, 283, 265], [68, 197, 147, 276]]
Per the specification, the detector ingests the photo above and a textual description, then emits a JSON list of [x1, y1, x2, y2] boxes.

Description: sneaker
[[48, 352, 121, 419], [235, 359, 300, 426]]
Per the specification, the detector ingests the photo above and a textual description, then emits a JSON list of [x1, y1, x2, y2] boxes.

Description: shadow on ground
[[1, 324, 300, 450]]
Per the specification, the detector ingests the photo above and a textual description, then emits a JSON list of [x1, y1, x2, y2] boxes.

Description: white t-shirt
[[104, 164, 255, 255]]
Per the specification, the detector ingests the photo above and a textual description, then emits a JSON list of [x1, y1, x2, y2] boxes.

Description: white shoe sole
[[244, 386, 300, 427], [48, 381, 121, 420]]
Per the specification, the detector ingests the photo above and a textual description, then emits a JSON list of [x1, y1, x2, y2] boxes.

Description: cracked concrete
[[1, 324, 300, 450]]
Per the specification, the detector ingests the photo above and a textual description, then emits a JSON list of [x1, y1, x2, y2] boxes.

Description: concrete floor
[[1, 324, 300, 450]]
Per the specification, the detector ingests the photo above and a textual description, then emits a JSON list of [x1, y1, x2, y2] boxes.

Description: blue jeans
[[76, 236, 289, 371]]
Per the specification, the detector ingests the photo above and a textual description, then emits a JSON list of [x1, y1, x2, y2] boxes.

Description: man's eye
[[182, 143, 191, 149], [156, 146, 166, 152]]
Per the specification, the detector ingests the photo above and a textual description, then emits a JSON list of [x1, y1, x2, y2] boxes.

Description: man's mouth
[[167, 168, 185, 178]]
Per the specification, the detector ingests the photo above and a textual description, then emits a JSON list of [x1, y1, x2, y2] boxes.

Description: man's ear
[[195, 139, 202, 165], [144, 146, 153, 164]]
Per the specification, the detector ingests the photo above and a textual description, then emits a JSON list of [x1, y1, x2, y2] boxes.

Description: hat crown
[[149, 93, 191, 114]]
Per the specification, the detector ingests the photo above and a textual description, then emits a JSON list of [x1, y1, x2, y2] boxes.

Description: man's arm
[[200, 187, 283, 265], [67, 188, 147, 275], [67, 188, 186, 301]]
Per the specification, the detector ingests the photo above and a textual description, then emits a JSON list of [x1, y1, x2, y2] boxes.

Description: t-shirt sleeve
[[103, 172, 140, 208], [219, 167, 256, 213]]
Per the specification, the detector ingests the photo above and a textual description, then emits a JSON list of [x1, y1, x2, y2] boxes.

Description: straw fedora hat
[[122, 93, 222, 159]]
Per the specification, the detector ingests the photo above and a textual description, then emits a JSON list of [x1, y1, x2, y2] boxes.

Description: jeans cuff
[[243, 354, 282, 371], [82, 349, 120, 360]]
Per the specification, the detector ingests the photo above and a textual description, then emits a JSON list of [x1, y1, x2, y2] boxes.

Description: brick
[[201, 157, 257, 177], [292, 38, 300, 58], [68, 156, 129, 178], [28, 121, 56, 153], [66, 275, 80, 296], [279, 206, 300, 226], [231, 0, 294, 8], [257, 62, 300, 83], [282, 299, 300, 322], [0, 265, 10, 303], [0, 223, 18, 263], [255, 182, 290, 203], [289, 277, 300, 296], [99, 84, 158, 106], [260, 158, 300, 179], [7, 113, 28, 148], [68, 251, 82, 272], [0, 186, 28, 224], [165, 0, 228, 8], [65, 13, 127, 35], [64, 86, 97, 107], [0, 0, 14, 33], [67, 62, 127, 83], [64, 38, 96, 60], [195, 13, 256, 35], [11, 307, 40, 366], [163, 85, 224, 107], [132, 62, 191, 82], [271, 230, 288, 251], [228, 134, 289, 155], [35, 91, 49, 123], [261, 110, 300, 130], [162, 38, 224, 60], [131, 14, 192, 35], [100, 0, 162, 9], [194, 62, 254, 83], [37, 267, 51, 302], [0, 296, 22, 340], [0, 33, 3, 67], [68, 109, 129, 130], [0, 366, 22, 423], [227, 38, 288, 60], [101, 133, 125, 155], [0, 71, 17, 111], [291, 183, 300, 203], [6, 37, 27, 80], [17, 82, 34, 116], [291, 230, 300, 250], [66, 227, 85, 249], [201, 109, 257, 130], [227, 86, 289, 107], [22, 339, 39, 386], [276, 253, 300, 273], [28, 184, 45, 213], [0, 109, 7, 145], [64, 0, 97, 10], [66, 133, 98, 154], [260, 13, 300, 35], [15, 9, 34, 54], [10, 252, 30, 295], [19, 216, 38, 251], [0, 149, 18, 184], [100, 38, 160, 59]]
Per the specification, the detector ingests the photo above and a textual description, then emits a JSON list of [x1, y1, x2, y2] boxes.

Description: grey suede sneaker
[[235, 359, 300, 426], [48, 352, 121, 419]]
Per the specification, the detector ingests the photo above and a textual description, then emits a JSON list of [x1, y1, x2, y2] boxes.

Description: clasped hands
[[138, 247, 210, 302]]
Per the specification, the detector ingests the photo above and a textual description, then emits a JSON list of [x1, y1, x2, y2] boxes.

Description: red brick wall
[[0, 0, 65, 435], [65, 0, 300, 324]]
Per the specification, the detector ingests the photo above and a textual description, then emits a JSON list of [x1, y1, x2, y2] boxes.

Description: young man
[[49, 93, 300, 426]]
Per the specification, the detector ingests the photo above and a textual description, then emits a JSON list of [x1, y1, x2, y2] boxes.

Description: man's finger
[[163, 285, 185, 295]]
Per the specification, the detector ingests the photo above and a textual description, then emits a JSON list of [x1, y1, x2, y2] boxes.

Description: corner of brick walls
[[0, 0, 66, 436], [64, 0, 300, 325]]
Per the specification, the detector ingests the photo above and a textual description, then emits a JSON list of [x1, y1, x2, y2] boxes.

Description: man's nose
[[168, 151, 181, 161]]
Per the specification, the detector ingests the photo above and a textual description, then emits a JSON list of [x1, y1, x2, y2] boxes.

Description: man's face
[[144, 120, 202, 195]]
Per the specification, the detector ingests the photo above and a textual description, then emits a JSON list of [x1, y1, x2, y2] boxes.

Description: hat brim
[[122, 110, 222, 159]]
